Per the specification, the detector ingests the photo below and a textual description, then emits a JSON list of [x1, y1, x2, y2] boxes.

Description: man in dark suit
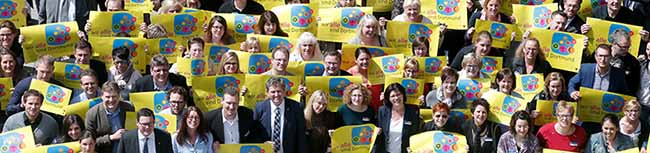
[[6, 55, 65, 116], [85, 82, 135, 153], [322, 50, 352, 76], [133, 54, 191, 105], [205, 87, 266, 144], [254, 77, 307, 153], [60, 40, 108, 85], [117, 108, 172, 153], [559, 0, 586, 34]]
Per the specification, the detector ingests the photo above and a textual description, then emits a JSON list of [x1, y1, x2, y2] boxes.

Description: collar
[[222, 109, 239, 123], [595, 65, 611, 76], [138, 130, 155, 140], [23, 112, 42, 125], [81, 89, 102, 100], [105, 104, 122, 116], [153, 80, 172, 91], [270, 99, 286, 112]]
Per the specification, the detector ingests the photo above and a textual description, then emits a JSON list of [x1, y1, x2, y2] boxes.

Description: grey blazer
[[85, 101, 134, 153]]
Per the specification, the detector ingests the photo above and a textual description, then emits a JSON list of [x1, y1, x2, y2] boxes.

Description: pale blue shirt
[[171, 133, 214, 153]]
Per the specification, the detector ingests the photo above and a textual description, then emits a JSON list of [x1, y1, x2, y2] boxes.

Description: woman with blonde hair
[[511, 38, 552, 76], [158, 0, 183, 14], [304, 90, 342, 153], [527, 72, 572, 121], [290, 32, 322, 62], [619, 100, 649, 150], [348, 14, 388, 47], [392, 0, 433, 23], [537, 101, 587, 152]]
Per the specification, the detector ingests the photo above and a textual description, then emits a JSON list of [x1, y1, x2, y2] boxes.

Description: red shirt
[[536, 122, 587, 152]]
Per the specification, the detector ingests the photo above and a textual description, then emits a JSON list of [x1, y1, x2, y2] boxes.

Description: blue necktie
[[273, 108, 281, 153], [143, 138, 149, 153]]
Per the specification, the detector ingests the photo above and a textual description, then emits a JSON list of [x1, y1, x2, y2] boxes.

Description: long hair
[[60, 114, 86, 142], [255, 11, 289, 37], [514, 38, 545, 61], [205, 15, 234, 44], [542, 72, 565, 96], [304, 90, 327, 129], [382, 83, 406, 108], [176, 106, 208, 146]]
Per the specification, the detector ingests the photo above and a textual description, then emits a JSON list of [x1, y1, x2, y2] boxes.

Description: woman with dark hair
[[497, 111, 541, 153], [484, 68, 524, 99], [426, 67, 466, 109], [0, 21, 23, 74], [585, 114, 636, 153], [511, 38, 552, 76], [304, 90, 342, 153], [79, 130, 96, 153], [347, 47, 383, 110], [53, 114, 85, 144], [0, 47, 26, 85], [412, 36, 430, 57], [204, 15, 236, 45], [466, 0, 513, 39], [462, 98, 502, 153], [255, 11, 289, 37], [172, 106, 214, 153], [527, 72, 573, 120], [374, 83, 422, 153], [108, 46, 142, 100], [337, 83, 376, 125], [421, 103, 461, 133], [451, 31, 504, 70]]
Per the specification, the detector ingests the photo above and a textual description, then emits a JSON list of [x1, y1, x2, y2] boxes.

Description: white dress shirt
[[270, 100, 285, 153], [222, 109, 240, 144], [138, 130, 156, 153]]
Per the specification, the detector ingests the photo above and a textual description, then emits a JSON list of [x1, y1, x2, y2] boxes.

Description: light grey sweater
[[2, 112, 59, 145]]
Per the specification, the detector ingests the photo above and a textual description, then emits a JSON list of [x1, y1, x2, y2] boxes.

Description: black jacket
[[373, 105, 423, 153], [205, 107, 266, 144], [461, 119, 502, 153], [117, 128, 173, 153]]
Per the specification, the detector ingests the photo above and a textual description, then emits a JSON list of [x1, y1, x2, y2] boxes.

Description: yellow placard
[[385, 76, 425, 105], [271, 4, 318, 39], [145, 37, 185, 63], [456, 78, 491, 102], [129, 91, 171, 114], [368, 54, 404, 85], [316, 7, 373, 43], [176, 57, 208, 86], [0, 126, 35, 151], [421, 0, 468, 29], [124, 0, 153, 12], [514, 73, 544, 101], [586, 18, 643, 57], [385, 21, 440, 53], [287, 61, 326, 79], [534, 100, 577, 126], [22, 142, 80, 153], [29, 79, 72, 115], [125, 112, 178, 133], [500, 0, 554, 16], [205, 43, 233, 72], [512, 3, 558, 41], [409, 131, 469, 153], [366, 0, 393, 12], [89, 36, 147, 73], [53, 62, 90, 89], [577, 87, 636, 123], [530, 28, 585, 72], [416, 56, 446, 83], [234, 51, 273, 74], [63, 98, 102, 120], [247, 34, 295, 52], [317, 0, 339, 8], [220, 143, 274, 153], [482, 91, 527, 125], [619, 148, 640, 153], [481, 56, 502, 77], [150, 12, 210, 39], [305, 76, 363, 111], [20, 22, 80, 63], [331, 124, 380, 153], [257, 0, 284, 10], [543, 148, 579, 152], [0, 77, 13, 111], [474, 20, 516, 49], [0, 0, 26, 27], [215, 13, 259, 42], [340, 44, 408, 70], [242, 75, 301, 108], [192, 74, 245, 112], [88, 11, 144, 37]]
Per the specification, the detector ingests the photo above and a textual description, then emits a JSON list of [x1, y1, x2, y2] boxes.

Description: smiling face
[[548, 80, 563, 99], [389, 90, 404, 108], [264, 22, 277, 35], [413, 45, 428, 57], [350, 89, 364, 106], [601, 120, 618, 141], [473, 105, 488, 126], [0, 54, 15, 75], [563, 0, 580, 18], [300, 43, 315, 59], [185, 111, 201, 129], [556, 109, 573, 128], [169, 93, 186, 115], [498, 76, 514, 94], [137, 116, 154, 137], [272, 51, 289, 72], [80, 75, 99, 96], [189, 43, 204, 58], [324, 55, 341, 75], [607, 0, 621, 12], [23, 95, 43, 121], [475, 39, 492, 56], [404, 5, 421, 21], [0, 28, 15, 49], [267, 84, 285, 106], [433, 110, 449, 128], [80, 138, 95, 153], [312, 98, 328, 114], [74, 48, 92, 64], [549, 15, 567, 31], [223, 58, 239, 74], [102, 90, 120, 112], [523, 40, 539, 61], [211, 21, 225, 41], [67, 123, 82, 140], [624, 105, 640, 121], [442, 77, 458, 95], [514, 119, 530, 137], [113, 58, 129, 74], [221, 94, 239, 118], [404, 67, 418, 78], [151, 65, 169, 85], [463, 60, 481, 78], [339, 0, 355, 6], [486, 0, 500, 17], [361, 22, 378, 39], [35, 63, 54, 81], [355, 52, 371, 70]]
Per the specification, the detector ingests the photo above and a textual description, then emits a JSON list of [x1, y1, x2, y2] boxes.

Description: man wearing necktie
[[117, 108, 173, 153]]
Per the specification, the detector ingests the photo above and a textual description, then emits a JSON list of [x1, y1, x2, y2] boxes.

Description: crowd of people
[[3, 0, 650, 152]]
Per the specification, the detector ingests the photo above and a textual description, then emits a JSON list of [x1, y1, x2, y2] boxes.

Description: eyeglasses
[[434, 114, 448, 118], [615, 43, 630, 50]]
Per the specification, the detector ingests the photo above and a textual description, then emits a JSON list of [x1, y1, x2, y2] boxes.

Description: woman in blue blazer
[[374, 83, 423, 153]]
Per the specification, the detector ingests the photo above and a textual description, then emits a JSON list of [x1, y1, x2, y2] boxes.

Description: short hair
[[243, 37, 260, 51], [412, 36, 430, 56], [515, 38, 545, 61], [150, 54, 169, 67], [158, 0, 183, 14], [432, 102, 450, 114], [356, 14, 380, 38], [602, 114, 620, 128], [80, 130, 95, 141], [343, 83, 371, 106], [612, 29, 631, 44], [223, 86, 240, 97], [101, 81, 120, 93], [461, 53, 482, 69], [624, 99, 641, 112], [474, 31, 492, 44], [491, 68, 516, 90], [146, 24, 168, 39], [112, 46, 131, 61], [271, 47, 290, 59], [187, 37, 205, 50], [0, 21, 18, 35], [403, 57, 419, 77], [35, 55, 55, 68], [22, 89, 44, 103], [481, 0, 501, 14], [471, 98, 490, 113], [294, 32, 321, 59], [403, 0, 421, 8], [543, 72, 566, 95], [440, 67, 459, 83], [74, 40, 93, 52], [595, 44, 612, 54], [105, 0, 125, 9], [136, 108, 155, 122], [551, 10, 568, 19], [355, 47, 371, 59], [323, 50, 342, 62], [80, 69, 97, 79], [265, 77, 286, 91], [509, 110, 532, 135], [383, 83, 406, 108], [555, 101, 575, 115], [166, 86, 189, 103]]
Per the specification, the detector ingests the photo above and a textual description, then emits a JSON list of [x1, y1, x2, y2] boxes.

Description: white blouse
[[387, 117, 404, 153]]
